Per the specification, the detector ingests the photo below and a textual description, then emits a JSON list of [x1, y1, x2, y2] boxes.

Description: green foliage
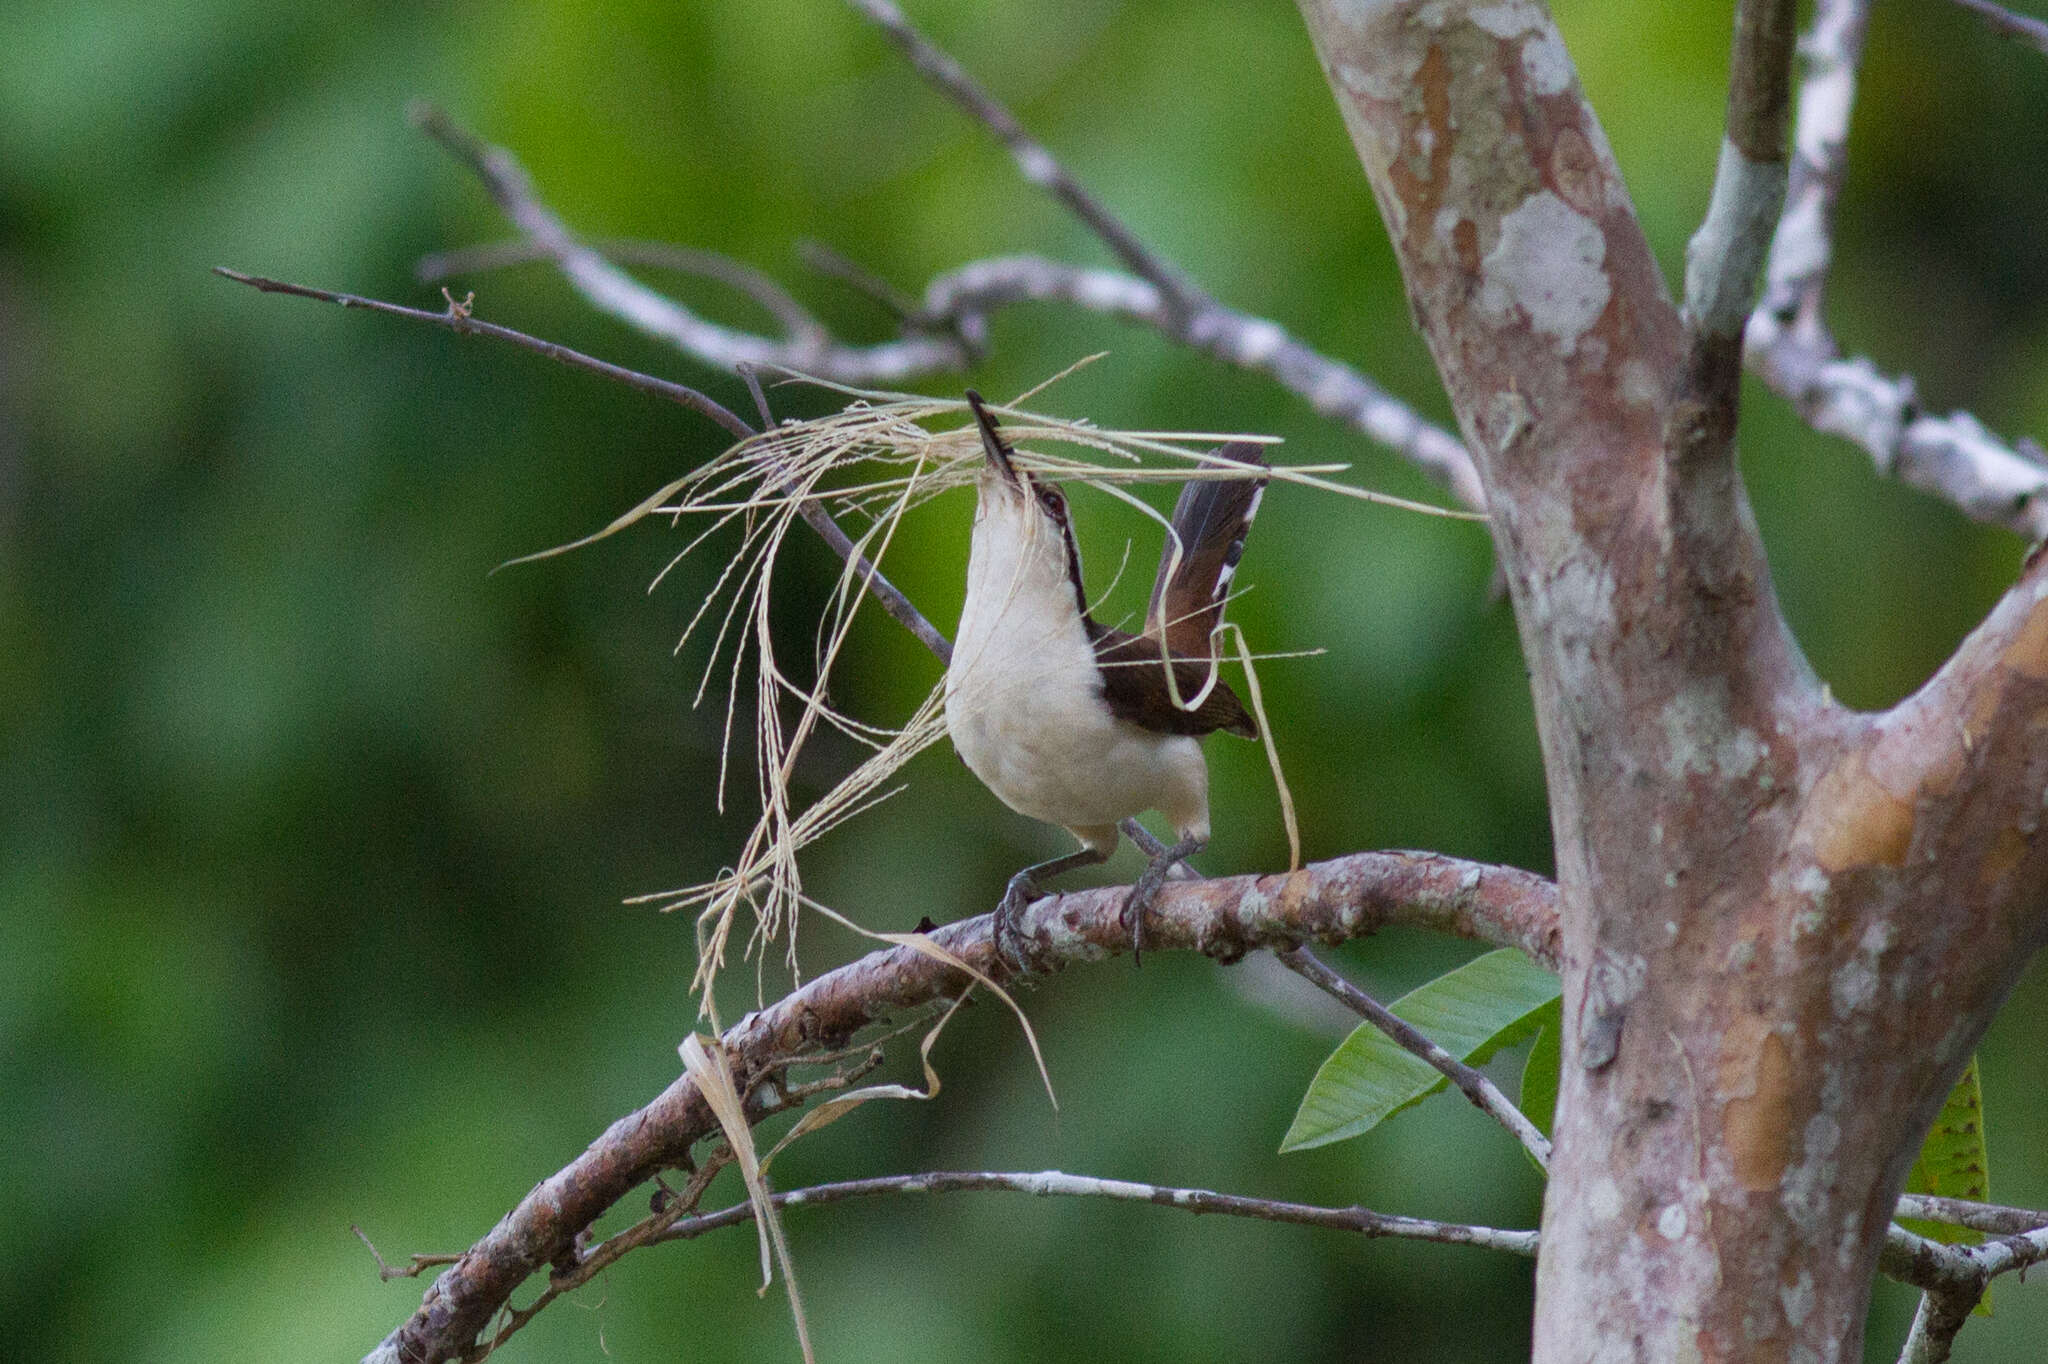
[[1904, 1056, 1994, 1313], [1517, 998, 1563, 1140], [1282, 950, 1560, 1152], [1905, 1055, 1992, 1234]]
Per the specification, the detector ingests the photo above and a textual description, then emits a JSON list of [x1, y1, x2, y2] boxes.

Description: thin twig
[[418, 237, 831, 350], [1129, 826, 1553, 1170], [216, 265, 959, 666], [649, 1168, 1541, 1256], [798, 239, 943, 332], [735, 363, 956, 662], [1746, 0, 2048, 538], [1273, 946, 1551, 1170], [842, 0, 1201, 324], [212, 268, 754, 441], [353, 1224, 459, 1281], [1948, 0, 2048, 56]]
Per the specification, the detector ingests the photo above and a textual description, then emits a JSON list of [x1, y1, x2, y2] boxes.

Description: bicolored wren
[[945, 391, 1267, 961]]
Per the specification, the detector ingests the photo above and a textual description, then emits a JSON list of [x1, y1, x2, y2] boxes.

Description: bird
[[944, 390, 1268, 962]]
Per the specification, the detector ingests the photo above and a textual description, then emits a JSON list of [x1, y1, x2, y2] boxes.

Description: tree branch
[[1274, 946, 1551, 1169], [416, 237, 831, 351], [215, 266, 961, 668], [409, 101, 971, 382], [413, 102, 1490, 512], [1676, 0, 1797, 458], [1948, 0, 2048, 57], [212, 268, 755, 441], [842, 0, 1201, 324], [734, 363, 957, 664], [650, 1168, 1542, 1255], [1881, 1221, 2048, 1361], [365, 851, 1560, 1364], [1747, 0, 2048, 540], [1894, 1193, 2048, 1235], [1896, 1286, 1980, 1364]]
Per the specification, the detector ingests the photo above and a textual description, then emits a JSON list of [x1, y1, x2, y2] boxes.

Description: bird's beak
[[965, 390, 1020, 486]]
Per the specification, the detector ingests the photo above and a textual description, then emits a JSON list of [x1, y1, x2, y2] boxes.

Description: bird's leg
[[1121, 834, 1205, 964], [993, 846, 1112, 966]]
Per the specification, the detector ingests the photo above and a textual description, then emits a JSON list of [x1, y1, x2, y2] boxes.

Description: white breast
[[944, 478, 1210, 847]]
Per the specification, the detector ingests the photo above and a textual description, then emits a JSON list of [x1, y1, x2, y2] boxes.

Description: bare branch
[[1880, 1218, 2048, 1361], [925, 256, 1488, 508], [1274, 946, 1551, 1169], [211, 268, 755, 441], [217, 266, 962, 668], [841, 0, 1202, 322], [410, 101, 971, 382], [364, 850, 1560, 1364], [1747, 0, 2048, 539], [797, 239, 940, 333], [1897, 1287, 1980, 1364], [651, 1168, 1542, 1256], [419, 237, 831, 350], [1881, 1219, 2048, 1296], [1895, 1193, 2048, 1235], [735, 363, 957, 664], [414, 107, 1488, 510], [352, 1225, 457, 1282], [1949, 0, 2048, 56], [1677, 0, 1797, 455]]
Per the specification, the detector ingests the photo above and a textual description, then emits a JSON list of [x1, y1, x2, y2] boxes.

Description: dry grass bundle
[[515, 367, 1476, 1014]]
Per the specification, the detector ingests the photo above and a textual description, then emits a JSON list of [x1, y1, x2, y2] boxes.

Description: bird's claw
[[1120, 873, 1161, 965], [992, 870, 1040, 967]]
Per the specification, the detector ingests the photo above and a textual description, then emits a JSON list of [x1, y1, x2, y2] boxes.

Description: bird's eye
[[1040, 486, 1066, 516]]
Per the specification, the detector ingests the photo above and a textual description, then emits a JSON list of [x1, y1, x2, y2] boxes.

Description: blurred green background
[[6, 0, 2046, 1360]]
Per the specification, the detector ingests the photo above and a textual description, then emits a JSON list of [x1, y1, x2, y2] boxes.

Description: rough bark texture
[[1293, 2, 2048, 1360], [369, 850, 1557, 1364]]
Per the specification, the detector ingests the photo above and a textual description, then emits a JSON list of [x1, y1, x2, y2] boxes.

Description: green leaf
[[1903, 1055, 1993, 1313], [1281, 949, 1561, 1153], [1518, 996, 1563, 1140]]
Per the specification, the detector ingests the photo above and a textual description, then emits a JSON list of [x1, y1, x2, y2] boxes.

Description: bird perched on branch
[[945, 391, 1268, 962]]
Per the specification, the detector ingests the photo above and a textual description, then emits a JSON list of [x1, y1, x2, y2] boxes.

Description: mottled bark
[[366, 850, 1558, 1364], [1293, 2, 2048, 1359]]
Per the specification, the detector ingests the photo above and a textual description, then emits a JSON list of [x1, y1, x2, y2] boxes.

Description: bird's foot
[[1120, 835, 1205, 965], [992, 869, 1042, 968]]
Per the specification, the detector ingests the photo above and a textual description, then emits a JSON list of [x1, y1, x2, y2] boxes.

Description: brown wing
[[1089, 624, 1257, 739], [1145, 442, 1269, 659]]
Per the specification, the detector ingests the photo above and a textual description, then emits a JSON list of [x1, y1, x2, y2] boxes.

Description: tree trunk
[[1294, 2, 2048, 1358]]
